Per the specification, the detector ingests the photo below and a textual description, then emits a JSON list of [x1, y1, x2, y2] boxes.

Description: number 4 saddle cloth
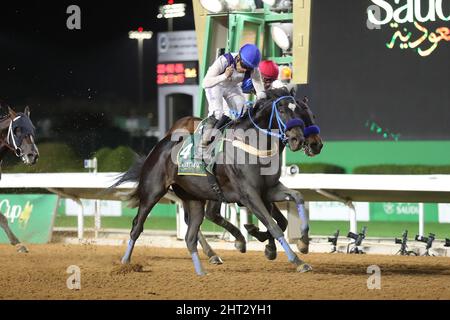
[[177, 119, 224, 176]]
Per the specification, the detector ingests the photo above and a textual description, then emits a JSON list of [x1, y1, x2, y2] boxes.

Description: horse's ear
[[8, 106, 17, 118], [289, 85, 296, 97], [24, 106, 31, 117]]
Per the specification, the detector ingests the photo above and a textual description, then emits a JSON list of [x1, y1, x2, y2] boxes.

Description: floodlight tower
[[129, 28, 153, 109]]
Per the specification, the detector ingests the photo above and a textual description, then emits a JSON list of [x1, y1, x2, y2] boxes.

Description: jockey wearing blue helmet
[[195, 43, 266, 160], [239, 44, 262, 69]]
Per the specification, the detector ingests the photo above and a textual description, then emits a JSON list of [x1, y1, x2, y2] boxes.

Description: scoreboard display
[[297, 0, 450, 141], [156, 61, 198, 86]]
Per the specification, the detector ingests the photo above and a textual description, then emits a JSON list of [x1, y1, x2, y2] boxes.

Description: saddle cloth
[[177, 119, 224, 176]]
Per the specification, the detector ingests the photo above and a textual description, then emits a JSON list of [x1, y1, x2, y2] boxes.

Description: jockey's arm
[[202, 56, 229, 89], [251, 68, 267, 100]]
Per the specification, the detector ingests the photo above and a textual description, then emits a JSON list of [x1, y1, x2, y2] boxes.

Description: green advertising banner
[[370, 203, 439, 223], [0, 194, 58, 244]]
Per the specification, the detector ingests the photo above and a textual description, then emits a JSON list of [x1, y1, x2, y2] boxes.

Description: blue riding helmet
[[239, 44, 261, 69]]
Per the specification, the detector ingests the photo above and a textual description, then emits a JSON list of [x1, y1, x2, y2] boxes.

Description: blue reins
[[248, 95, 304, 144]]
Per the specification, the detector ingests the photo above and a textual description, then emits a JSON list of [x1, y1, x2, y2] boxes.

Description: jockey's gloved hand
[[256, 91, 267, 100]]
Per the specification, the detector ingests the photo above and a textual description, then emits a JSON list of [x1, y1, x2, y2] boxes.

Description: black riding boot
[[194, 115, 217, 161], [213, 115, 232, 131]]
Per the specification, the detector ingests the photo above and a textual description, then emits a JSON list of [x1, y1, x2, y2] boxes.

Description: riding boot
[[213, 115, 232, 131], [194, 115, 217, 161]]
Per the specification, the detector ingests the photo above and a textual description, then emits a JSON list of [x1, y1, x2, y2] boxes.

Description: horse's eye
[[14, 128, 22, 136]]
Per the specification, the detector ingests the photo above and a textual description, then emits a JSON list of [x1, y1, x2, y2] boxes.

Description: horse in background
[[0, 106, 39, 252]]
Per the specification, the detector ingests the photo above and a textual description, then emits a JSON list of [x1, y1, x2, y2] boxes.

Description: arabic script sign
[[367, 0, 450, 57]]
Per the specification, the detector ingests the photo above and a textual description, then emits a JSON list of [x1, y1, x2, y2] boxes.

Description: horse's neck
[[0, 146, 7, 168], [0, 117, 11, 131], [0, 121, 11, 163]]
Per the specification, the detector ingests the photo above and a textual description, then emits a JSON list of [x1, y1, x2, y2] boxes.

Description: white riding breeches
[[205, 85, 246, 120]]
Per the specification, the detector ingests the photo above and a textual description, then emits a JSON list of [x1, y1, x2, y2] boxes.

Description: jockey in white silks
[[195, 44, 266, 160]]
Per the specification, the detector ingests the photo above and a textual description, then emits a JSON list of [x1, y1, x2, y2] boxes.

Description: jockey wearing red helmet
[[258, 60, 279, 90]]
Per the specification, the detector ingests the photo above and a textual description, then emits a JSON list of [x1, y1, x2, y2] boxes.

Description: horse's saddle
[[177, 119, 225, 176]]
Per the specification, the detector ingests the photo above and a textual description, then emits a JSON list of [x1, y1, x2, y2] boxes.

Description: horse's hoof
[[196, 270, 208, 276], [264, 245, 277, 260], [235, 240, 246, 253], [209, 255, 223, 265], [297, 238, 310, 254], [16, 244, 28, 253], [121, 257, 130, 264], [296, 263, 312, 273]]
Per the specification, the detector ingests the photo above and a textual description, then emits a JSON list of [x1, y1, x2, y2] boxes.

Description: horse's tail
[[102, 156, 146, 208], [109, 156, 146, 189]]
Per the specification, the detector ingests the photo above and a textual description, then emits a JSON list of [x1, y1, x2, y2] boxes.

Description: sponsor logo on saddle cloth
[[177, 119, 224, 176]]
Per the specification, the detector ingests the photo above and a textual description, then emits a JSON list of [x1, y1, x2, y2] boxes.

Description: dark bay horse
[[168, 94, 323, 263], [113, 89, 318, 275], [0, 106, 39, 252]]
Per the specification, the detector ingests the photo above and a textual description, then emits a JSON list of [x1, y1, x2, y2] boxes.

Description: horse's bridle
[[0, 115, 27, 157], [248, 95, 306, 145]]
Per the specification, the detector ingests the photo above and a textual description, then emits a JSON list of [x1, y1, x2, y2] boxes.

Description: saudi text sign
[[367, 0, 449, 57]]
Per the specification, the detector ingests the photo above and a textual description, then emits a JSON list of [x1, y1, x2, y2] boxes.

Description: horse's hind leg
[[184, 200, 208, 276], [0, 212, 28, 253], [205, 201, 246, 253], [122, 186, 167, 264], [197, 230, 223, 265], [184, 201, 223, 265]]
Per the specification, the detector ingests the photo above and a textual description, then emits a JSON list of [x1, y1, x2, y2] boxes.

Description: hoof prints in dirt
[[110, 263, 148, 275]]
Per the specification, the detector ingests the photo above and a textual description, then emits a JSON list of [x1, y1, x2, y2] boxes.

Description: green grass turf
[[54, 216, 450, 239]]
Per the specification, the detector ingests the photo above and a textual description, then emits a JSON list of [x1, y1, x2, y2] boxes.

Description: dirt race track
[[0, 244, 449, 300]]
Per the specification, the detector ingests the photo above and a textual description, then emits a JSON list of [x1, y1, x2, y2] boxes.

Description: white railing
[[1, 172, 450, 240]]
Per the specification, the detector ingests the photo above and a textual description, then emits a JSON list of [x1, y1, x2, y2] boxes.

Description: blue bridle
[[248, 95, 305, 144]]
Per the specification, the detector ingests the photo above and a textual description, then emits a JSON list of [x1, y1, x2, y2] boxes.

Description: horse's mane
[[254, 87, 292, 111], [233, 87, 293, 127]]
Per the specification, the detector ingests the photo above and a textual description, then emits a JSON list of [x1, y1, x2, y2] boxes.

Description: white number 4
[[180, 143, 193, 159]]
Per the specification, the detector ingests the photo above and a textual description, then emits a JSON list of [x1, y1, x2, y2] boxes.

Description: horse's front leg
[[0, 212, 28, 253], [266, 182, 310, 254], [239, 189, 311, 273]]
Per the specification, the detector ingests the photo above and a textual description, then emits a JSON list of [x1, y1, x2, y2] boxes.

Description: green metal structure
[[195, 4, 301, 118]]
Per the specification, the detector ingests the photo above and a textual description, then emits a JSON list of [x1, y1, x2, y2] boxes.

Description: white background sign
[[157, 30, 198, 62], [309, 202, 370, 221], [65, 199, 122, 217]]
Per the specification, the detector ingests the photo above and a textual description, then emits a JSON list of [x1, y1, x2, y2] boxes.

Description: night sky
[[0, 1, 194, 121]]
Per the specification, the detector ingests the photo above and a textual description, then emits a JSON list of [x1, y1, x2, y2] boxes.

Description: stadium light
[[128, 30, 153, 40], [271, 23, 293, 52], [157, 3, 186, 19], [129, 28, 153, 109], [200, 0, 227, 13], [262, 0, 292, 12]]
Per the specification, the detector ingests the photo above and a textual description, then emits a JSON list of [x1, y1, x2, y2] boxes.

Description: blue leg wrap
[[191, 252, 205, 275], [277, 237, 298, 263], [121, 239, 135, 264], [296, 203, 309, 234]]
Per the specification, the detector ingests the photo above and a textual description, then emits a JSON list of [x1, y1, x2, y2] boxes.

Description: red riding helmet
[[259, 60, 279, 80]]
